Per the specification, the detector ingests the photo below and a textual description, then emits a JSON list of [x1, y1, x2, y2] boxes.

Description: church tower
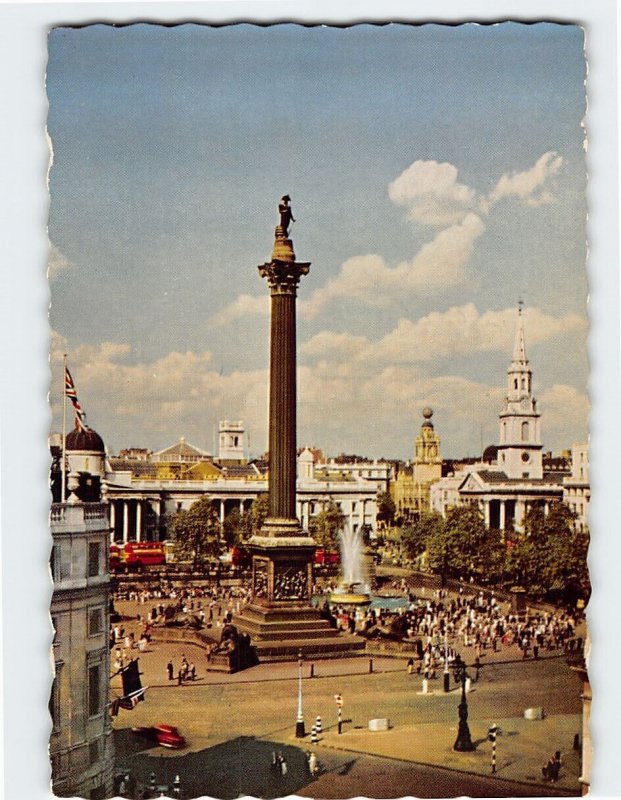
[[497, 303, 543, 479], [413, 407, 442, 484]]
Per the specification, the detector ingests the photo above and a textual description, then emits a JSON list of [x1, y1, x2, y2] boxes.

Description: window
[[88, 663, 102, 717], [89, 739, 100, 766], [49, 670, 62, 731], [521, 422, 529, 442], [50, 544, 71, 581], [88, 542, 100, 578], [88, 607, 104, 636]]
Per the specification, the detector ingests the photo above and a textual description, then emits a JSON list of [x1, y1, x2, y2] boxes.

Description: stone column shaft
[[135, 501, 142, 542], [268, 290, 298, 520], [122, 502, 129, 543]]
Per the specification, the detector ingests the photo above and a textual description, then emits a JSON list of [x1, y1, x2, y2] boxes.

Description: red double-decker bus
[[314, 548, 340, 566], [110, 543, 121, 571], [110, 541, 167, 570]]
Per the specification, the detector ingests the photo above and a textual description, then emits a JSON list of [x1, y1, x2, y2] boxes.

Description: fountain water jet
[[330, 527, 371, 608]]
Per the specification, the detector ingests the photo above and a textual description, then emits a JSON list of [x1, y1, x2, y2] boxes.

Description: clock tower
[[497, 303, 543, 480], [413, 407, 442, 484]]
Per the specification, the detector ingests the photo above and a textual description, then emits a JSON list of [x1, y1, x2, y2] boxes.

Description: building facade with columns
[[50, 428, 114, 798], [104, 448, 380, 544], [430, 306, 566, 533]]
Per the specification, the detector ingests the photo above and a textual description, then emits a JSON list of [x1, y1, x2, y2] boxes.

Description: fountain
[[330, 527, 371, 608]]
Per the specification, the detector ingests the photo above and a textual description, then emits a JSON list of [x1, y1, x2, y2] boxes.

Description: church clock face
[[521, 451, 530, 463]]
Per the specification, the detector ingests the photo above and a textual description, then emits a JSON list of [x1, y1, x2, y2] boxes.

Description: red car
[[132, 724, 186, 749]]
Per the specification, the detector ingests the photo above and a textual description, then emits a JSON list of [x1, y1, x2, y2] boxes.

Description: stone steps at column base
[[252, 635, 367, 662], [235, 603, 326, 624], [233, 604, 339, 641], [232, 603, 367, 660]]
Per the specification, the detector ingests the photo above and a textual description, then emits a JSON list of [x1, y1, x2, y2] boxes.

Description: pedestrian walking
[[309, 752, 318, 775], [407, 657, 414, 675], [280, 757, 288, 776], [167, 661, 174, 681]]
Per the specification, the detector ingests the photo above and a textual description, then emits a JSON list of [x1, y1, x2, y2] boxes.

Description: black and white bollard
[[315, 716, 322, 735], [488, 724, 498, 774], [311, 725, 319, 745]]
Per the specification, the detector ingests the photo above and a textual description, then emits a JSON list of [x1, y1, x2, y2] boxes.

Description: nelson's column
[[234, 197, 362, 661]]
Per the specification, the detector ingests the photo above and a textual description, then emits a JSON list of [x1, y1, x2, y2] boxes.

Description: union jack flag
[[64, 366, 88, 431]]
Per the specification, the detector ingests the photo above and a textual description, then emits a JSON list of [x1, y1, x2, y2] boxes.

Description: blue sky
[[47, 22, 588, 458]]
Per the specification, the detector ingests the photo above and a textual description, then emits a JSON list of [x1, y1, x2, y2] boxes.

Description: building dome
[[66, 427, 105, 453]]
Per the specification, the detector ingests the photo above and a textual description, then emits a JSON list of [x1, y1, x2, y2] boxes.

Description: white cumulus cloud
[[211, 293, 269, 327], [388, 160, 477, 226], [207, 153, 566, 324], [301, 304, 587, 366], [302, 214, 485, 320], [485, 151, 564, 210]]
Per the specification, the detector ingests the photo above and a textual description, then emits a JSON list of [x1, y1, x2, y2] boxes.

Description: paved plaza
[[111, 596, 584, 798]]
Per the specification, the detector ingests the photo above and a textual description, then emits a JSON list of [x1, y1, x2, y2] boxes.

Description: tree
[[376, 491, 396, 526], [222, 508, 242, 548], [308, 500, 346, 549], [170, 496, 221, 568], [401, 512, 444, 562], [508, 502, 590, 602], [222, 494, 269, 546], [426, 505, 504, 583]]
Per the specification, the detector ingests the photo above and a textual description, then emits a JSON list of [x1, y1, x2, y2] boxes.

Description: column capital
[[258, 260, 310, 295]]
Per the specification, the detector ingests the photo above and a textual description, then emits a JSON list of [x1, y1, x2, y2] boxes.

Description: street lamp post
[[451, 654, 475, 751], [295, 649, 305, 738], [443, 628, 450, 692]]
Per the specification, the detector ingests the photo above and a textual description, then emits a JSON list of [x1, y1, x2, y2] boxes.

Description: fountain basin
[[329, 590, 371, 608]]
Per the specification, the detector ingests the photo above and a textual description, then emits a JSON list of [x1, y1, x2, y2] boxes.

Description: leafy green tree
[[401, 512, 444, 562], [245, 494, 269, 538], [222, 508, 242, 548], [508, 502, 590, 602], [426, 505, 504, 583], [376, 491, 396, 526], [170, 496, 221, 568], [222, 494, 269, 545], [309, 500, 346, 549]]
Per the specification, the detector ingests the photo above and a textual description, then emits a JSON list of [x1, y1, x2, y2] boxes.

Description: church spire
[[512, 299, 527, 364], [497, 302, 543, 480]]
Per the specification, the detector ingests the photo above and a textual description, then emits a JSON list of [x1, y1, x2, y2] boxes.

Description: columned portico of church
[[459, 471, 563, 534]]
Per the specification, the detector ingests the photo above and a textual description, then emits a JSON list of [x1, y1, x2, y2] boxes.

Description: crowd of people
[[315, 582, 584, 671]]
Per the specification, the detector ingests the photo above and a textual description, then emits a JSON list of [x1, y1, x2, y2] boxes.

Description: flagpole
[[61, 354, 67, 502]]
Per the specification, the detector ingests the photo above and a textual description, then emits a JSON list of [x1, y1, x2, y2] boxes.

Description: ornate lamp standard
[[451, 654, 475, 751], [296, 649, 305, 737], [443, 628, 451, 692]]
